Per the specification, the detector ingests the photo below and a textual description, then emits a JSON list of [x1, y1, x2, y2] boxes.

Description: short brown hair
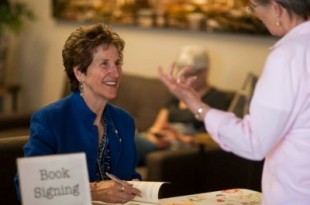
[[62, 23, 125, 91]]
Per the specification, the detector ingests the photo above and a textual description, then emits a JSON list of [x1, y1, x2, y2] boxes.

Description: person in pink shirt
[[158, 0, 310, 204]]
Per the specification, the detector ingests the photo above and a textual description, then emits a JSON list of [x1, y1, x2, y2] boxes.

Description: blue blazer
[[15, 91, 141, 198]]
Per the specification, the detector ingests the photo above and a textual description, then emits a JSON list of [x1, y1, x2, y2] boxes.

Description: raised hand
[[158, 64, 209, 117]]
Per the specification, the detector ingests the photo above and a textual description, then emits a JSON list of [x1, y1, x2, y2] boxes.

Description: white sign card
[[17, 153, 92, 205]]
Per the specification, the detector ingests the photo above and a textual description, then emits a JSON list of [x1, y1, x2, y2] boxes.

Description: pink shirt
[[205, 21, 310, 205]]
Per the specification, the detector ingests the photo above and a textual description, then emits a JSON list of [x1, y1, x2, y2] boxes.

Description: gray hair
[[257, 0, 309, 20], [176, 45, 209, 71], [276, 0, 309, 19]]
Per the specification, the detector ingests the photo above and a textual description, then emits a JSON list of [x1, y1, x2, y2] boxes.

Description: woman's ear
[[272, 0, 283, 18], [73, 66, 84, 82]]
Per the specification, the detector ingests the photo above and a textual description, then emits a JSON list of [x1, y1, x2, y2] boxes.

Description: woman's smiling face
[[81, 44, 123, 102]]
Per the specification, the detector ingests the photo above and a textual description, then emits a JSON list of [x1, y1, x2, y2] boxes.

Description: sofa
[[147, 144, 264, 198], [0, 73, 264, 201], [110, 73, 173, 132], [0, 112, 31, 138]]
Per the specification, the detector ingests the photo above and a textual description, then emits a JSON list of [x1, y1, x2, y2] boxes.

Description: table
[[160, 188, 262, 205], [92, 188, 262, 205]]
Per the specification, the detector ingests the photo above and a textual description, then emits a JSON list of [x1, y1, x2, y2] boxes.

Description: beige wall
[[7, 0, 277, 112]]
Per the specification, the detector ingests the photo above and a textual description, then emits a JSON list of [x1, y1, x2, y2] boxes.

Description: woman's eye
[[100, 61, 109, 67], [99, 60, 122, 69], [116, 61, 123, 67]]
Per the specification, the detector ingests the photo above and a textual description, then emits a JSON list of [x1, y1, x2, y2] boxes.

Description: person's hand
[[177, 134, 196, 145], [91, 180, 141, 204], [159, 125, 179, 142], [158, 64, 209, 116], [146, 132, 171, 148]]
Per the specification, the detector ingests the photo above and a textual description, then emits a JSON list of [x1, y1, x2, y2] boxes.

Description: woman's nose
[[110, 65, 121, 77]]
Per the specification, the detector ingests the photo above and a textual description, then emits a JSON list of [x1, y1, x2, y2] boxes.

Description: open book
[[92, 181, 167, 205]]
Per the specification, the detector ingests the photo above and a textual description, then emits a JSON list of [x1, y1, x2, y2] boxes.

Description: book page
[[130, 181, 166, 204]]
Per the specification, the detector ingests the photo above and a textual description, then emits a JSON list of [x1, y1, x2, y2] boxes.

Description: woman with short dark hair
[[15, 23, 141, 204]]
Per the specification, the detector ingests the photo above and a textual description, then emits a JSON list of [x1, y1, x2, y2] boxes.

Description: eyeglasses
[[246, 1, 260, 13], [183, 69, 205, 79]]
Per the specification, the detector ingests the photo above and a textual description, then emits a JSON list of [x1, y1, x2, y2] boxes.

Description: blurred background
[[2, 0, 276, 114]]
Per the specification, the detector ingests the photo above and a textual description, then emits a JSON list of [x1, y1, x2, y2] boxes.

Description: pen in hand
[[106, 172, 141, 197], [106, 172, 124, 185]]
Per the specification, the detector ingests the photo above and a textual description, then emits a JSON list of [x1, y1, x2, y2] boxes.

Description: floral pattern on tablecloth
[[160, 189, 261, 205]]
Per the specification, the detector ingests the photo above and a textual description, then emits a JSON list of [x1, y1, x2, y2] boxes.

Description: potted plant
[[0, 0, 34, 84], [0, 0, 35, 36]]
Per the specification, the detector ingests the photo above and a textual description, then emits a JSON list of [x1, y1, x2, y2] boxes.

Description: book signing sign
[[17, 153, 92, 205]]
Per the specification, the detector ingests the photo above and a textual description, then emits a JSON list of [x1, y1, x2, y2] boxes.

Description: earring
[[80, 81, 84, 97]]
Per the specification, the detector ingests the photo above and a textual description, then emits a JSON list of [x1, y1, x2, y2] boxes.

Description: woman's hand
[[177, 134, 196, 145], [146, 132, 171, 148], [158, 64, 209, 118], [91, 180, 141, 204]]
